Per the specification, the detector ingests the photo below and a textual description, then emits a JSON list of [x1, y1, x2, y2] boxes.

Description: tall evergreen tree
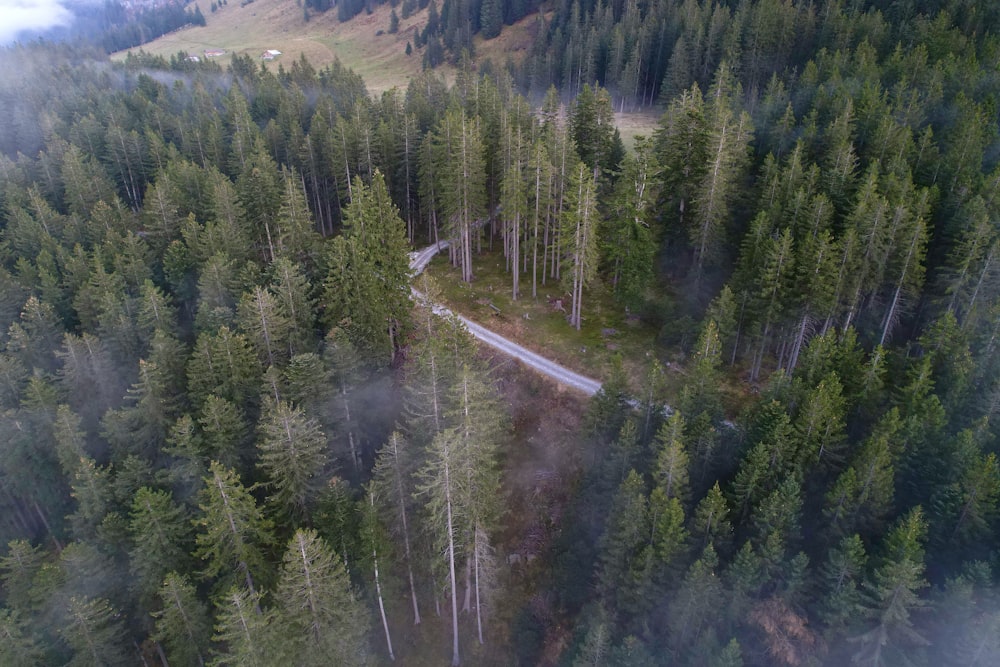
[[256, 400, 330, 523], [272, 528, 372, 665], [323, 171, 411, 364], [851, 507, 930, 666], [193, 461, 273, 598], [561, 160, 600, 330], [152, 572, 212, 667], [60, 596, 130, 667]]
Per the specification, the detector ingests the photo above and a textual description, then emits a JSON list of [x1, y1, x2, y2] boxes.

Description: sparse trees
[[561, 160, 600, 330]]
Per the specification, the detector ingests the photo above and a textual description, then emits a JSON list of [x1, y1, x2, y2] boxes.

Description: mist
[[0, 0, 74, 44]]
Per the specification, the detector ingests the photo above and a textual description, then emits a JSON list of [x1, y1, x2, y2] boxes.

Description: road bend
[[408, 243, 603, 396]]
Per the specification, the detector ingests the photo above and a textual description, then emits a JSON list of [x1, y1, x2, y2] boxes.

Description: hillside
[[113, 0, 539, 93]]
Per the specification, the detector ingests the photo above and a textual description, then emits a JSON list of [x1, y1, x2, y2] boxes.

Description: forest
[[1, 0, 1000, 665]]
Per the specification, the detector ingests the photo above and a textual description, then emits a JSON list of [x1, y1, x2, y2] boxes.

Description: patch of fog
[[0, 0, 75, 44]]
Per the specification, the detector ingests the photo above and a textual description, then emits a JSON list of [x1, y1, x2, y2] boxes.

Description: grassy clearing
[[615, 107, 662, 150], [113, 0, 428, 92], [114, 0, 542, 94], [425, 246, 669, 393]]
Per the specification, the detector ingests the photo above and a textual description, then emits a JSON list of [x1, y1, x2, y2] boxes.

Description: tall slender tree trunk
[[370, 494, 395, 661], [388, 433, 421, 625], [444, 459, 461, 667]]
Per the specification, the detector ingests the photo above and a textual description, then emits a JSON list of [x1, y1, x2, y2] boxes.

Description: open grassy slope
[[113, 0, 539, 93]]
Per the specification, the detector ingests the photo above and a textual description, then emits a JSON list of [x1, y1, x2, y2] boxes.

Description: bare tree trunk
[[370, 494, 395, 661], [445, 463, 461, 667], [387, 433, 421, 625], [33, 499, 62, 553], [879, 219, 924, 347]]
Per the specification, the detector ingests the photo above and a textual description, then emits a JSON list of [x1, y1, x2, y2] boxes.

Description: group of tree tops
[[544, 301, 999, 665], [7, 30, 999, 362], [0, 163, 516, 664]]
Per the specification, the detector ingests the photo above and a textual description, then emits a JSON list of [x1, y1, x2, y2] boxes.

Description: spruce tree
[[561, 160, 600, 331], [372, 430, 422, 624], [851, 507, 930, 666], [210, 586, 271, 666], [61, 596, 130, 667], [128, 487, 193, 606], [152, 572, 212, 667], [0, 608, 45, 665], [272, 528, 372, 665], [256, 400, 330, 523], [193, 461, 273, 598]]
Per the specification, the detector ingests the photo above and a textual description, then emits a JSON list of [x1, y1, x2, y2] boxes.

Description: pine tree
[[417, 427, 464, 666], [435, 105, 486, 283], [187, 326, 262, 408], [273, 167, 321, 265], [597, 469, 648, 615], [680, 317, 724, 422], [447, 363, 505, 642], [791, 372, 847, 469], [818, 534, 867, 633], [480, 0, 501, 38], [851, 507, 930, 666], [501, 130, 528, 300], [128, 487, 193, 606], [235, 141, 282, 262], [198, 395, 248, 472], [267, 258, 316, 358], [561, 160, 600, 330], [643, 484, 688, 592], [193, 461, 273, 598], [152, 572, 212, 667], [0, 608, 45, 665], [272, 528, 372, 665], [237, 286, 291, 368], [0, 539, 46, 613], [691, 482, 733, 554], [361, 485, 396, 660], [372, 430, 422, 625], [654, 412, 690, 502], [256, 400, 330, 522], [324, 326, 368, 470], [690, 64, 753, 288], [324, 171, 412, 364], [210, 586, 271, 667], [668, 545, 724, 653], [654, 84, 707, 248], [61, 596, 130, 667], [604, 138, 656, 309], [569, 83, 618, 176]]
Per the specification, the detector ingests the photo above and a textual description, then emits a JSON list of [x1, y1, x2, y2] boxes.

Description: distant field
[[113, 0, 539, 93], [112, 0, 421, 91], [115, 1, 661, 137]]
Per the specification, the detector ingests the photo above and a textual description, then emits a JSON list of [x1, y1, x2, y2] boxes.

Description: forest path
[[409, 243, 603, 396]]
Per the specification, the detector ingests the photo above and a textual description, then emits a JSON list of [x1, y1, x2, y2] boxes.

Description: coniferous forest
[[2, 1, 1000, 665]]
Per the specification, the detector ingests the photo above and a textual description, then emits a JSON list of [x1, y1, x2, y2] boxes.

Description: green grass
[[425, 248, 664, 392], [113, 0, 429, 92], [614, 108, 662, 151], [113, 0, 540, 94]]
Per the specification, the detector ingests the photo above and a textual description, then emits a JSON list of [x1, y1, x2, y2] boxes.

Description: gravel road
[[409, 243, 603, 396]]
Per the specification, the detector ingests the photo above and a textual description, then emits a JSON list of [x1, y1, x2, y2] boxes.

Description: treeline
[[311, 0, 1000, 112], [10, 0, 207, 54], [100, 2, 207, 53]]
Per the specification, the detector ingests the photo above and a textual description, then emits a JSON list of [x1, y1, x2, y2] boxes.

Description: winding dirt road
[[409, 243, 603, 396]]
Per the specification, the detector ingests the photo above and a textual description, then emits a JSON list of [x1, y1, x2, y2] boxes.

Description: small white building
[[261, 49, 282, 60]]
